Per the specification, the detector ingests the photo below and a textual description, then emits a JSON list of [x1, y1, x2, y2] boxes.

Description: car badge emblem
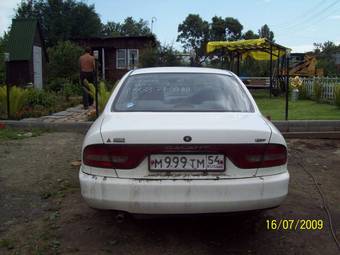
[[255, 138, 266, 143], [113, 138, 125, 143], [183, 136, 192, 142]]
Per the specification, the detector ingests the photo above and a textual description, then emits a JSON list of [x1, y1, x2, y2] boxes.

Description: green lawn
[[252, 91, 340, 120]]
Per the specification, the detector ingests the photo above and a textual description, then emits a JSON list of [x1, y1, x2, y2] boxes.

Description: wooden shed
[[6, 18, 48, 88], [74, 35, 156, 81]]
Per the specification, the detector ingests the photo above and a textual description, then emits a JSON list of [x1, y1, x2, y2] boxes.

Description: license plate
[[149, 154, 225, 171]]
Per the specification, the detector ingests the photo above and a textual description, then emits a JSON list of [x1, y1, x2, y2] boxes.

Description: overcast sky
[[1, 0, 340, 52]]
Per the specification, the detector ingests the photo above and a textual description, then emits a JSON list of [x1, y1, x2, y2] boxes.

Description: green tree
[[258, 24, 274, 41], [120, 17, 151, 36], [158, 45, 182, 66], [313, 41, 340, 76], [15, 0, 102, 47], [225, 17, 243, 41], [242, 30, 259, 40], [102, 17, 151, 37], [101, 21, 121, 37], [210, 16, 243, 41], [177, 14, 209, 64], [210, 16, 227, 41], [139, 46, 159, 67], [47, 41, 83, 84], [139, 44, 182, 67]]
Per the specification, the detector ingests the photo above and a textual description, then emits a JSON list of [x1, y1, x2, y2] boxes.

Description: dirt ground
[[0, 132, 339, 255]]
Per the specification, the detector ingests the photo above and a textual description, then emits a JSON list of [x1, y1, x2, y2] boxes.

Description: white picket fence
[[301, 77, 340, 102]]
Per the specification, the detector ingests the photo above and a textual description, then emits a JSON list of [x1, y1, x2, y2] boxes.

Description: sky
[[1, 0, 340, 52]]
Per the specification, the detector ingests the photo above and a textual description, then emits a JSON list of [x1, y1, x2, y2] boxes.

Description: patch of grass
[[0, 127, 46, 140], [251, 90, 340, 120], [0, 238, 14, 250]]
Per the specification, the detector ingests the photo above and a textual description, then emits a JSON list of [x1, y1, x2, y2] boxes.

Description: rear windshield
[[113, 73, 254, 112]]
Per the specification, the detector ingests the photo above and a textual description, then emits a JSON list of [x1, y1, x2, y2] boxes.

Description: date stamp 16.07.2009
[[266, 219, 324, 231]]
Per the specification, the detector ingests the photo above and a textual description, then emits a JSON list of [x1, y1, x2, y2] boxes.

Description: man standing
[[79, 47, 95, 109]]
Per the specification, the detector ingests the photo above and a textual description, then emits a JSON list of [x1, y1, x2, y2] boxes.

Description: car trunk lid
[[98, 112, 273, 179]]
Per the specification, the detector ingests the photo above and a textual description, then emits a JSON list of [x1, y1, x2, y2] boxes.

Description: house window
[[116, 49, 139, 69], [116, 49, 127, 69], [128, 49, 139, 69]]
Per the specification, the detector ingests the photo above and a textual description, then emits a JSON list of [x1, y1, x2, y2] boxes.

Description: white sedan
[[80, 67, 289, 214]]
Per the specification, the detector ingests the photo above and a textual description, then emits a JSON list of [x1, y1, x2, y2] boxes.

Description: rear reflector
[[83, 144, 287, 169]]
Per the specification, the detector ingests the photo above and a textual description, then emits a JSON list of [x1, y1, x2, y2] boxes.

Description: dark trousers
[[80, 71, 94, 108]]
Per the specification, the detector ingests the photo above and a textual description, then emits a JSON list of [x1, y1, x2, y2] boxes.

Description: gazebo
[[206, 38, 291, 120]]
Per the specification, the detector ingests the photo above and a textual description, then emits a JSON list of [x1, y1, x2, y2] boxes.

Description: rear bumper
[[79, 170, 289, 214]]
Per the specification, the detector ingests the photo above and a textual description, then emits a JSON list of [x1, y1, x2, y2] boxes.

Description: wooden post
[[92, 49, 99, 117], [237, 52, 240, 76], [101, 48, 105, 80], [4, 53, 10, 119], [269, 44, 273, 98], [285, 51, 289, 120], [277, 49, 280, 92], [6, 75, 10, 119]]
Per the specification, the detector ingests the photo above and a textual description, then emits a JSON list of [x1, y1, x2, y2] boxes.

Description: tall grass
[[299, 82, 308, 99], [0, 86, 29, 118], [83, 80, 113, 112], [335, 84, 340, 108], [313, 80, 323, 102]]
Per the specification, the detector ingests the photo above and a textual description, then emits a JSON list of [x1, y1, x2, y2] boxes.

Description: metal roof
[[7, 19, 38, 61]]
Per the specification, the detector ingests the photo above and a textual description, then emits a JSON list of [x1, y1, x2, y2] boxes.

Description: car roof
[[130, 67, 234, 76]]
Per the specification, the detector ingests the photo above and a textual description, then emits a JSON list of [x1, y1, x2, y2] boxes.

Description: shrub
[[26, 89, 58, 108], [46, 77, 70, 92], [47, 78, 81, 100], [313, 80, 323, 102], [335, 84, 340, 107], [63, 82, 82, 100]]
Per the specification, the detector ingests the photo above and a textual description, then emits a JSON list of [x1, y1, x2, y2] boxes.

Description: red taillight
[[83, 144, 287, 169], [261, 144, 287, 168], [227, 144, 287, 168], [83, 144, 146, 169]]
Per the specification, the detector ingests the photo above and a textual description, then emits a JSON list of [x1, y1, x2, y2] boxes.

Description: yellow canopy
[[206, 38, 290, 61]]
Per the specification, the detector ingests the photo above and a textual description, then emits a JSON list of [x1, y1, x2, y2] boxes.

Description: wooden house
[[74, 35, 156, 81], [6, 19, 48, 88]]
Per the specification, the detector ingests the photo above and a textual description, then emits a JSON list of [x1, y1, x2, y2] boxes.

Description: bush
[[335, 85, 340, 107], [47, 78, 82, 100], [26, 89, 58, 108], [313, 80, 323, 102], [46, 77, 70, 92], [63, 82, 82, 100]]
